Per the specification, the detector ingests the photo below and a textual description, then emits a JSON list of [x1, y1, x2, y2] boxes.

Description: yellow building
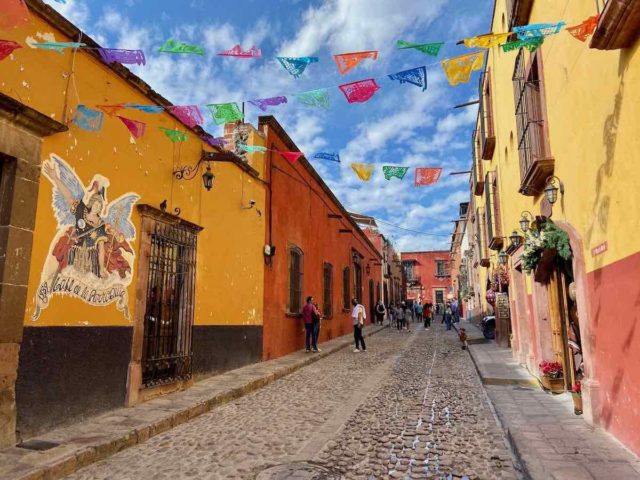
[[0, 0, 265, 444], [466, 0, 640, 456]]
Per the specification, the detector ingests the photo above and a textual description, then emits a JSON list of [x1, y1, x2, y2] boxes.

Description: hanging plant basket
[[523, 221, 573, 276]]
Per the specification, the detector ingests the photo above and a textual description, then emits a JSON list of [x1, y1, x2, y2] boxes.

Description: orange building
[[400, 251, 452, 309], [256, 116, 382, 360]]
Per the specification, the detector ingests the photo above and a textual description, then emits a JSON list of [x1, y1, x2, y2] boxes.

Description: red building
[[401, 251, 452, 308], [258, 116, 381, 360]]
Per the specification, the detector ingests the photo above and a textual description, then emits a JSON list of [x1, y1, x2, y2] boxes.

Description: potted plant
[[539, 360, 564, 393], [522, 221, 572, 280], [572, 381, 583, 415]]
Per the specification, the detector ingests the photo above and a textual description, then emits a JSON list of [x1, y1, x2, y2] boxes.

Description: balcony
[[506, 0, 534, 29], [479, 71, 496, 160], [471, 126, 484, 196], [591, 0, 640, 50], [406, 276, 422, 287]]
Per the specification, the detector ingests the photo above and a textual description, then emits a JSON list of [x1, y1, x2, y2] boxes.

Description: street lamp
[[519, 210, 535, 233], [498, 250, 508, 266], [544, 176, 564, 205], [173, 150, 241, 191], [202, 164, 215, 191], [509, 230, 522, 248]]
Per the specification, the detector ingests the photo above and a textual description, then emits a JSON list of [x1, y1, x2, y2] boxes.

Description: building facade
[[257, 116, 382, 360], [0, 0, 267, 443], [464, 0, 640, 456], [400, 251, 451, 309]]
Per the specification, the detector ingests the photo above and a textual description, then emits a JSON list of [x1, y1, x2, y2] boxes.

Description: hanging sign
[[276, 56, 319, 78], [441, 51, 485, 86], [34, 155, 139, 320], [333, 51, 378, 75], [159, 38, 205, 55], [339, 79, 381, 103], [396, 40, 443, 56], [97, 48, 146, 65]]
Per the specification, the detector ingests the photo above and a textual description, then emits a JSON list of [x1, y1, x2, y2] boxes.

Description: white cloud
[[47, 0, 91, 29]]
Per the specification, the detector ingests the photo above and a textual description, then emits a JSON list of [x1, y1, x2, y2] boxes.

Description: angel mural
[[33, 154, 140, 320]]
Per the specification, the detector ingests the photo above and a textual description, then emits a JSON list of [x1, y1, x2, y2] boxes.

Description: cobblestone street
[[64, 324, 517, 480]]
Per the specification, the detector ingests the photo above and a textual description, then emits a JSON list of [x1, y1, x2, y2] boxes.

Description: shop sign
[[495, 292, 510, 320], [591, 241, 608, 257]]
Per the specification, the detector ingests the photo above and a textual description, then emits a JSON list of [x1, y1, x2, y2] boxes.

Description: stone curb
[[0, 325, 387, 480]]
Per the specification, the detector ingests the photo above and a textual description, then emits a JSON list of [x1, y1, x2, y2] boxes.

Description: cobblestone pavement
[[65, 324, 518, 480]]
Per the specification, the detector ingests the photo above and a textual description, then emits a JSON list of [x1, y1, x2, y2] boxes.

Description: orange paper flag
[[566, 15, 599, 42], [333, 51, 379, 75]]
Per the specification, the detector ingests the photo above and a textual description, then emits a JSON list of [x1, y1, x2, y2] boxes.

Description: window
[[403, 261, 414, 280], [485, 171, 503, 250], [322, 263, 333, 317], [471, 123, 484, 196], [288, 246, 304, 313], [436, 260, 448, 278], [506, 0, 533, 30], [476, 207, 490, 267], [513, 49, 554, 195], [142, 220, 198, 387], [342, 266, 350, 309], [591, 0, 640, 50], [479, 69, 496, 159]]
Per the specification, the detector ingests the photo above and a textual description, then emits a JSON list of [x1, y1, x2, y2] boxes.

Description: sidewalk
[[0, 324, 386, 480], [456, 320, 640, 480]]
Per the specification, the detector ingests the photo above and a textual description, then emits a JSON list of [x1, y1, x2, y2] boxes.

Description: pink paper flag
[[217, 44, 261, 58], [0, 40, 22, 61], [117, 116, 146, 139], [339, 79, 381, 104], [280, 151, 304, 163], [167, 105, 203, 128], [414, 167, 442, 186]]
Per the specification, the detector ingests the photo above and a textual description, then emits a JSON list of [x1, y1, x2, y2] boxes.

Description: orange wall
[[401, 251, 451, 303], [261, 125, 381, 360]]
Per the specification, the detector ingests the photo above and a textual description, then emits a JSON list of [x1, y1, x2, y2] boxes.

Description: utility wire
[[369, 218, 452, 237]]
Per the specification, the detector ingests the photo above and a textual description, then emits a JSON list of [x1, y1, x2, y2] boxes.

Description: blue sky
[[49, 0, 493, 251]]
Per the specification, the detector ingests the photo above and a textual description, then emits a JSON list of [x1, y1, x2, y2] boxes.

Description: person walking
[[375, 300, 386, 326], [445, 302, 453, 331], [351, 298, 367, 352], [312, 302, 322, 352], [302, 296, 320, 352], [424, 302, 432, 329], [395, 302, 405, 332], [404, 302, 412, 330], [388, 302, 396, 329], [415, 302, 423, 325], [451, 299, 459, 324]]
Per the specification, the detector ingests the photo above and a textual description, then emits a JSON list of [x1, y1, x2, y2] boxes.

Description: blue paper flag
[[73, 105, 103, 132], [388, 66, 427, 91], [312, 152, 340, 163], [276, 56, 319, 78], [125, 104, 164, 114]]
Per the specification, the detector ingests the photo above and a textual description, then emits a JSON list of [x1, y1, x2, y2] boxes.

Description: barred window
[[323, 263, 333, 317], [436, 260, 447, 277], [288, 246, 304, 314], [342, 266, 350, 309]]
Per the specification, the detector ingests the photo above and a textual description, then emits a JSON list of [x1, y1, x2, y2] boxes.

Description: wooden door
[[547, 268, 574, 391]]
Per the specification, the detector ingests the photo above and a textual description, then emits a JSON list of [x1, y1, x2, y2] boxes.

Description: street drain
[[256, 462, 341, 479], [17, 439, 60, 451]]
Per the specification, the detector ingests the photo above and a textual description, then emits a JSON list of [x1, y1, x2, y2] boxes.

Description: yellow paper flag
[[441, 51, 485, 86], [463, 32, 511, 49], [351, 163, 375, 181]]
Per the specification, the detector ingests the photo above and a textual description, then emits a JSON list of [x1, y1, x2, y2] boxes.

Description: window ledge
[[590, 0, 640, 50], [519, 157, 554, 197]]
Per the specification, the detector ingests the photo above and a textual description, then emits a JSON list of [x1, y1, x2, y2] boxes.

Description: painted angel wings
[[105, 194, 140, 240], [44, 154, 84, 228]]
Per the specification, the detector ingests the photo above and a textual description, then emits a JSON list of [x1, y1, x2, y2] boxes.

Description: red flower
[[572, 381, 582, 394], [539, 360, 563, 378]]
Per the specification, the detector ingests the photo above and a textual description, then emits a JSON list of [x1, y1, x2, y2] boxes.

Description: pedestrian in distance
[[415, 302, 423, 325], [312, 302, 322, 352], [302, 296, 320, 352], [375, 300, 386, 326], [404, 302, 412, 331], [424, 302, 432, 329], [395, 302, 405, 332], [445, 302, 453, 331], [451, 299, 459, 324], [458, 327, 467, 350], [351, 298, 367, 352], [388, 302, 396, 328]]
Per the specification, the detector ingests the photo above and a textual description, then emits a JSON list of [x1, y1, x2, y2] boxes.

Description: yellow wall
[[1, 10, 265, 328], [482, 0, 640, 274]]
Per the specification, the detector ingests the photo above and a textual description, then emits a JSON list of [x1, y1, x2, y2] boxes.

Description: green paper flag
[[295, 89, 330, 109], [159, 127, 187, 142], [396, 40, 444, 57], [382, 166, 409, 180], [501, 37, 544, 53], [159, 38, 205, 55], [238, 144, 267, 153], [206, 103, 244, 125]]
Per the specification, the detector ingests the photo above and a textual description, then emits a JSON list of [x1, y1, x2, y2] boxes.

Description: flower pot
[[572, 393, 583, 415], [541, 375, 564, 393]]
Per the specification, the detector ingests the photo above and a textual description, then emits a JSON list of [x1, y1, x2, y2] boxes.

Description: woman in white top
[[351, 298, 367, 352]]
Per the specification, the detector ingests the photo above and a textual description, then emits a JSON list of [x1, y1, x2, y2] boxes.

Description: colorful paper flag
[[73, 105, 104, 132], [159, 127, 187, 142], [238, 144, 268, 153], [96, 104, 126, 117], [248, 96, 288, 111], [276, 56, 319, 78], [414, 167, 442, 186], [382, 166, 409, 180], [159, 38, 205, 55], [31, 42, 86, 53], [339, 79, 381, 104], [296, 89, 330, 109], [217, 45, 261, 58], [351, 163, 375, 181], [97, 48, 146, 66], [280, 151, 303, 163], [441, 51, 485, 86], [396, 40, 443, 57], [513, 22, 566, 40], [206, 103, 244, 125], [167, 105, 203, 128], [312, 152, 340, 163], [201, 136, 226, 147], [125, 104, 164, 114], [566, 15, 599, 42], [117, 116, 146, 139], [501, 37, 544, 53], [388, 66, 427, 91], [0, 40, 22, 62], [333, 51, 378, 75], [0, 0, 29, 29], [463, 33, 511, 49]]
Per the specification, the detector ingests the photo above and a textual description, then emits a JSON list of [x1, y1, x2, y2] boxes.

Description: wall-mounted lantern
[[544, 175, 564, 205], [519, 210, 535, 233], [173, 150, 240, 191]]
